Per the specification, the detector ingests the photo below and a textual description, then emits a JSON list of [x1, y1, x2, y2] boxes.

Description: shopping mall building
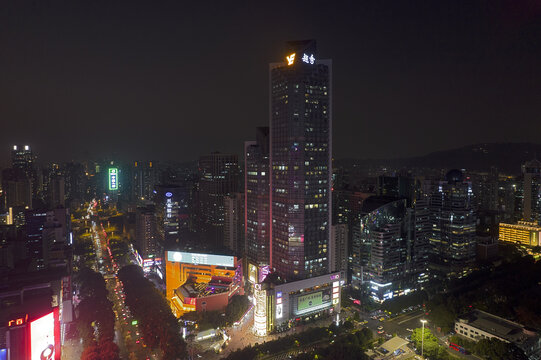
[[165, 250, 244, 317], [254, 272, 341, 336]]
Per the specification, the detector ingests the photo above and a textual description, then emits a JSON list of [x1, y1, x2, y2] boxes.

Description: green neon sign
[[109, 168, 118, 190], [131, 320, 138, 325]]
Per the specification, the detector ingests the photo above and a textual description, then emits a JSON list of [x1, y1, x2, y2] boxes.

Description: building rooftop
[[457, 309, 536, 345]]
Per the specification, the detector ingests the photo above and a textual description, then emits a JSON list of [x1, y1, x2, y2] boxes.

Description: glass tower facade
[[270, 40, 332, 280], [429, 170, 476, 279]]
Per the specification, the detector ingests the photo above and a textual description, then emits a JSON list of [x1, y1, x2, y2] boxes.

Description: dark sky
[[1, 0, 540, 167]]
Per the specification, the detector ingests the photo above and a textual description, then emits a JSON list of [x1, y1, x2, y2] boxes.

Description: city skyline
[[1, 1, 541, 166]]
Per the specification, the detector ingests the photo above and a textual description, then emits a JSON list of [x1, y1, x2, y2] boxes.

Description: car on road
[[377, 330, 385, 334], [377, 326, 383, 330], [406, 328, 413, 332]]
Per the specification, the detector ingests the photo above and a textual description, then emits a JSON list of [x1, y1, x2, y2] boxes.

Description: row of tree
[[449, 335, 529, 360], [74, 267, 120, 360], [117, 265, 187, 359], [225, 322, 373, 360], [410, 328, 455, 360], [181, 294, 251, 330], [426, 247, 541, 333]]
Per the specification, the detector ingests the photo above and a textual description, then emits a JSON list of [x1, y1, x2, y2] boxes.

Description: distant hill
[[339, 143, 541, 174]]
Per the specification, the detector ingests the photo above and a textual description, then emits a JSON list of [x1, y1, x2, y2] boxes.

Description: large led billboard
[[297, 291, 323, 312], [108, 168, 118, 191], [167, 251, 234, 267], [30, 312, 55, 360]]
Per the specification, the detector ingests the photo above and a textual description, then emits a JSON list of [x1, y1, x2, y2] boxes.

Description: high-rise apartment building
[[429, 170, 476, 279], [522, 159, 541, 224], [245, 127, 270, 266], [133, 161, 159, 201], [330, 224, 348, 276], [135, 206, 160, 259], [270, 40, 332, 280], [198, 153, 239, 249], [224, 192, 244, 256]]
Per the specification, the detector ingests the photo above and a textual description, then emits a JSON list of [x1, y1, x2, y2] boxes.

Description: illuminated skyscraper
[[429, 169, 476, 279], [11, 145, 34, 174], [270, 40, 332, 280]]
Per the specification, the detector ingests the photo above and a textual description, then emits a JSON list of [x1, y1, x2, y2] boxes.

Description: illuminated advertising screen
[[297, 292, 323, 311], [167, 251, 234, 267], [30, 312, 55, 360], [248, 264, 257, 283], [296, 288, 332, 313], [108, 168, 118, 191], [276, 303, 283, 319]]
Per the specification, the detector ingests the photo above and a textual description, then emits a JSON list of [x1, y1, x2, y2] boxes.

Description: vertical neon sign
[[108, 168, 118, 190]]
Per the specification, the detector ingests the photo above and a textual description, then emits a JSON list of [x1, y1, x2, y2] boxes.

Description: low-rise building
[[499, 221, 541, 247], [253, 272, 341, 336], [165, 250, 243, 317], [455, 309, 541, 359]]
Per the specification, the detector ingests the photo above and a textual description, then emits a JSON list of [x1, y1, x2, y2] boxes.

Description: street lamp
[[420, 319, 427, 359]]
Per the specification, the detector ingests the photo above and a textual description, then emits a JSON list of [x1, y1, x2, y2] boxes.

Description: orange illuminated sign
[[286, 53, 296, 65], [8, 314, 28, 327]]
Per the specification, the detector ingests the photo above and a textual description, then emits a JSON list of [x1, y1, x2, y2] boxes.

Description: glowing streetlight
[[420, 319, 427, 358]]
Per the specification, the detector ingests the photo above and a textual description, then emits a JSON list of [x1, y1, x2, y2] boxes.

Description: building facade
[[254, 272, 341, 336], [499, 221, 541, 247], [198, 153, 239, 249], [522, 159, 541, 224], [429, 170, 476, 279], [270, 40, 332, 280], [224, 192, 244, 256], [135, 206, 160, 259], [455, 309, 540, 359], [330, 224, 348, 276], [245, 127, 270, 266]]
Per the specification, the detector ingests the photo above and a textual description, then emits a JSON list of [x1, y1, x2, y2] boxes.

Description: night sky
[[1, 1, 540, 166]]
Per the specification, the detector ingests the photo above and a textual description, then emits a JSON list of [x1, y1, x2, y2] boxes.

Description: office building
[[24, 208, 71, 271], [522, 159, 541, 224], [270, 40, 332, 280], [48, 175, 65, 208], [499, 221, 541, 247], [2, 168, 33, 213], [253, 272, 341, 336], [154, 185, 190, 249], [11, 145, 34, 172], [351, 197, 414, 302], [133, 161, 159, 201], [198, 153, 239, 249], [245, 127, 270, 266], [429, 169, 476, 279]]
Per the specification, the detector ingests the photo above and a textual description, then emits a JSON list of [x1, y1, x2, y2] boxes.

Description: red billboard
[[29, 309, 60, 360]]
